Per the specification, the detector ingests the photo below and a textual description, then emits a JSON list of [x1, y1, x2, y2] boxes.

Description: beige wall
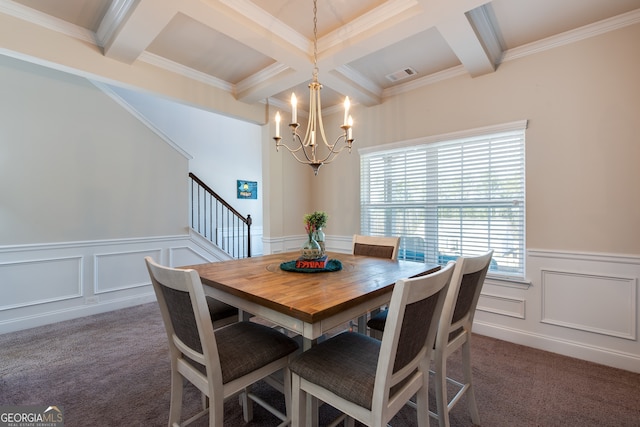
[[273, 23, 640, 255], [0, 56, 189, 244]]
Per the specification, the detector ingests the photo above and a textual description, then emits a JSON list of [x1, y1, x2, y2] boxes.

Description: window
[[360, 121, 526, 279]]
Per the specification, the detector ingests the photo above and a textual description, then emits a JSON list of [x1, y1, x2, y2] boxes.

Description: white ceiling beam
[[467, 5, 504, 66], [411, 0, 498, 75], [437, 12, 495, 76], [96, 0, 137, 48], [324, 66, 382, 107], [103, 0, 179, 64], [236, 64, 302, 103]]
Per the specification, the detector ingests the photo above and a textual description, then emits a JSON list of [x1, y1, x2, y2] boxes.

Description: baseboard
[[0, 293, 156, 335], [473, 321, 640, 374]]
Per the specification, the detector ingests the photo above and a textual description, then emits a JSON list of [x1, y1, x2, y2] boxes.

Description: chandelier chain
[[313, 0, 318, 79]]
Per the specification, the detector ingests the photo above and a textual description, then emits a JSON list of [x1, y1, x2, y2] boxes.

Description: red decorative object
[[295, 255, 328, 270]]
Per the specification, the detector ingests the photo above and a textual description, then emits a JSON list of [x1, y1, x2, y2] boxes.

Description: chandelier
[[273, 0, 354, 175]]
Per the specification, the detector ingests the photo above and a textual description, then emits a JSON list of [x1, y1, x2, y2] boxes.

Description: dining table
[[184, 251, 440, 349]]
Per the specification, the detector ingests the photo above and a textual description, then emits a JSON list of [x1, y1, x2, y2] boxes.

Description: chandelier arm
[[294, 131, 319, 164], [276, 133, 306, 154], [289, 150, 320, 165], [314, 134, 352, 164], [276, 137, 319, 165]]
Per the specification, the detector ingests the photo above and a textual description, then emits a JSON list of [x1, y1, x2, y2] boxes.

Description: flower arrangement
[[304, 211, 328, 235]]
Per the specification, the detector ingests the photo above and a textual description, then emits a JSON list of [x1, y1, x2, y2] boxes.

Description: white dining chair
[[367, 250, 494, 427], [145, 256, 300, 427], [290, 262, 456, 427]]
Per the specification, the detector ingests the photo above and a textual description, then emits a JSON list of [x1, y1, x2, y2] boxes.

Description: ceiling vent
[[385, 67, 417, 82]]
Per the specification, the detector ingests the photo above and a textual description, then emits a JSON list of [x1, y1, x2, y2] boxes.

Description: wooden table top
[[184, 252, 440, 324]]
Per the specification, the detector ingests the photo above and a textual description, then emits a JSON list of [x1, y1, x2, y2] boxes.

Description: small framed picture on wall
[[237, 180, 257, 199]]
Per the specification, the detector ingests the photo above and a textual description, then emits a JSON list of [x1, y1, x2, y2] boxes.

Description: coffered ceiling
[[3, 0, 640, 112]]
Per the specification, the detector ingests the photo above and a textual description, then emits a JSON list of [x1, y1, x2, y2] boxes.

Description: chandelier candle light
[[273, 0, 354, 175]]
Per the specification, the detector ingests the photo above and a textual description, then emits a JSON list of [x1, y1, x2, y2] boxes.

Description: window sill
[[485, 274, 531, 290]]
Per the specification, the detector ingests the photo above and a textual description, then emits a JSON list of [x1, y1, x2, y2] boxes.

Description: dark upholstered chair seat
[[206, 297, 238, 322], [290, 331, 380, 410], [366, 309, 387, 331], [215, 321, 300, 384]]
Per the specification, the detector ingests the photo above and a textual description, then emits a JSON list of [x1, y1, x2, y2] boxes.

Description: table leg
[[357, 314, 367, 334]]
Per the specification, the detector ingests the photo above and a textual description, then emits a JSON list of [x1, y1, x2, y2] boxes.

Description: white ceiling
[[3, 0, 640, 112]]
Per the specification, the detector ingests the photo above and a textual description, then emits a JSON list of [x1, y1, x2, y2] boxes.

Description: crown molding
[[334, 65, 382, 98], [501, 8, 640, 63], [0, 0, 95, 43], [139, 51, 233, 93], [236, 62, 291, 96], [384, 65, 467, 97]]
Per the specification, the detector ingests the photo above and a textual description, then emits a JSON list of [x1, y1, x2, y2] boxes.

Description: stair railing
[[189, 172, 252, 258]]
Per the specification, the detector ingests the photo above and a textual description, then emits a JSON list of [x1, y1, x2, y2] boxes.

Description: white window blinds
[[360, 123, 526, 278]]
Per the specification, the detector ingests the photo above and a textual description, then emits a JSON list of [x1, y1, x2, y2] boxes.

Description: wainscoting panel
[[541, 269, 637, 340], [0, 233, 229, 334], [477, 293, 525, 319], [473, 249, 640, 373], [94, 249, 161, 294], [170, 245, 215, 267], [0, 256, 82, 310]]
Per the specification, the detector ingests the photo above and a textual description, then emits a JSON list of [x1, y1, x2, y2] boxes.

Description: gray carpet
[[1, 303, 639, 426]]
